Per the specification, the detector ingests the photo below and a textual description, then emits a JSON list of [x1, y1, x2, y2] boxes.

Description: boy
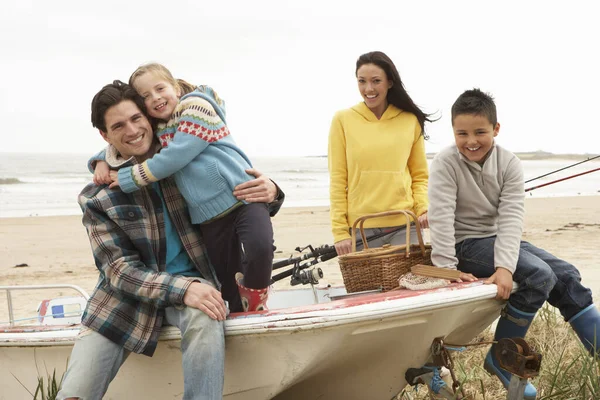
[[428, 88, 598, 399]]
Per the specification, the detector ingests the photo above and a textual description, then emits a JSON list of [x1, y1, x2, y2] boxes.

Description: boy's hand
[[452, 272, 477, 283], [183, 282, 227, 321], [93, 161, 112, 185], [233, 168, 277, 203], [108, 171, 120, 189], [334, 239, 353, 255], [484, 267, 513, 300]]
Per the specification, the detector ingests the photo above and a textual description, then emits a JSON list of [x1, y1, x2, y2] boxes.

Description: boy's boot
[[569, 304, 600, 356], [235, 272, 269, 312], [484, 303, 537, 400]]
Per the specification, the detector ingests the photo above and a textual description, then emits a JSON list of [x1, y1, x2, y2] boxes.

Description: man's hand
[[93, 161, 112, 185], [183, 282, 228, 321], [484, 267, 513, 300], [334, 238, 353, 256], [108, 171, 120, 189], [233, 168, 277, 203], [417, 212, 429, 229]]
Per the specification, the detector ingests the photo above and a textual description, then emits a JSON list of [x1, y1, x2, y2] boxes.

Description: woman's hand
[[334, 239, 353, 256], [417, 211, 429, 229], [233, 168, 277, 203]]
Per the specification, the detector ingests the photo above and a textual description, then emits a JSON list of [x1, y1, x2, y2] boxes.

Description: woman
[[328, 51, 434, 255]]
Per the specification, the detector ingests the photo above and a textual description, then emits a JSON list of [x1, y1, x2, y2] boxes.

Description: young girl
[[92, 63, 273, 312], [328, 51, 435, 255]]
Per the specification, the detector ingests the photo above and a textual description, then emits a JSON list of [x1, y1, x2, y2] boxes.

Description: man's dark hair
[[91, 80, 147, 132], [451, 88, 497, 126]]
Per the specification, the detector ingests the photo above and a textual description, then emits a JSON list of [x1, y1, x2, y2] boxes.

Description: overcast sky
[[2, 0, 599, 157]]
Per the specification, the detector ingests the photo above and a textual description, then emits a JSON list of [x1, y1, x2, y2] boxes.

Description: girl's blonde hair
[[129, 63, 195, 96]]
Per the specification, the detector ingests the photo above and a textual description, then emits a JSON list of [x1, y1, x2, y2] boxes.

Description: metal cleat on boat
[[495, 337, 542, 399], [405, 366, 459, 399], [405, 337, 467, 399]]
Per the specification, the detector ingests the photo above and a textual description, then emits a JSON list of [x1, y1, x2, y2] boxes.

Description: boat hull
[[1, 282, 504, 399]]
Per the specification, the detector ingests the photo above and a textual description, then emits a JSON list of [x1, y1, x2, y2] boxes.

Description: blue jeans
[[354, 224, 420, 250], [456, 237, 593, 320], [57, 306, 225, 400], [201, 203, 274, 312]]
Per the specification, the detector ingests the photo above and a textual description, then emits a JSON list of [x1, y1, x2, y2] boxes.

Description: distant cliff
[[426, 151, 599, 160], [315, 151, 598, 160]]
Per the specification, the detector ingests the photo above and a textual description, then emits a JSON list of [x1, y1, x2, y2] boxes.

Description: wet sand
[[1, 196, 599, 323]]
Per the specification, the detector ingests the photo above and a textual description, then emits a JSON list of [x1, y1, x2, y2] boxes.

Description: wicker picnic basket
[[338, 210, 433, 293]]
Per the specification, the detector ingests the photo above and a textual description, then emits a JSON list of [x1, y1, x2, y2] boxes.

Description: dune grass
[[398, 304, 599, 399], [12, 353, 66, 400], [31, 369, 63, 400]]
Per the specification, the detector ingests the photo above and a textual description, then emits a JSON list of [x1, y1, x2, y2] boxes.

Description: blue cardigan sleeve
[[117, 97, 228, 193], [87, 148, 107, 173]]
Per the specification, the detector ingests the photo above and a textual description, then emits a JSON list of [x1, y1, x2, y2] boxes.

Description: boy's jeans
[[57, 306, 225, 400], [456, 237, 593, 320]]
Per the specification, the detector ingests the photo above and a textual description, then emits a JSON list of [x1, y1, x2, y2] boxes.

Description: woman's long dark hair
[[356, 51, 435, 138]]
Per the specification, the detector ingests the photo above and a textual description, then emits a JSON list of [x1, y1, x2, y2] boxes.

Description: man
[[57, 80, 282, 400]]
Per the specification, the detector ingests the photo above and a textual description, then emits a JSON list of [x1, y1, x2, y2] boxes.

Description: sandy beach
[[1, 196, 599, 324]]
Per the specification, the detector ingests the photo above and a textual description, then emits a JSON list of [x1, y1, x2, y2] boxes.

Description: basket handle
[[350, 210, 427, 256]]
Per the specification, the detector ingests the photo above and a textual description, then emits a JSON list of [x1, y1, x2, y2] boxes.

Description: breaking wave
[[0, 178, 22, 185]]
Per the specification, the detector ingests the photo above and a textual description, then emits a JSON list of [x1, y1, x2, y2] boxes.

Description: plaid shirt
[[79, 146, 220, 356], [81, 145, 284, 356]]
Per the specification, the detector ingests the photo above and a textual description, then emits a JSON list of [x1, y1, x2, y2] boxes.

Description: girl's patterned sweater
[[116, 88, 253, 224]]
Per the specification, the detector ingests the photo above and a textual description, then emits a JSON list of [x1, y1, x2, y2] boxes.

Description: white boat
[[0, 281, 505, 399]]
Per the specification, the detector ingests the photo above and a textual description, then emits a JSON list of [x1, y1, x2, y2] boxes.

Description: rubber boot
[[484, 303, 537, 399], [569, 304, 600, 356], [235, 272, 269, 312]]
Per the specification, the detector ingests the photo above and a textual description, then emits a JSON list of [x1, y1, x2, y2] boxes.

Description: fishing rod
[[271, 226, 404, 285], [270, 244, 337, 285], [525, 166, 600, 192], [525, 154, 600, 184], [272, 244, 337, 271]]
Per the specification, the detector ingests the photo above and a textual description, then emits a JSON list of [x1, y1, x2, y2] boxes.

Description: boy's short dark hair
[[91, 80, 147, 132], [451, 88, 497, 126]]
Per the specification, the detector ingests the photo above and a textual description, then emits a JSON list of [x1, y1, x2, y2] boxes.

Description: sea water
[[0, 153, 598, 218]]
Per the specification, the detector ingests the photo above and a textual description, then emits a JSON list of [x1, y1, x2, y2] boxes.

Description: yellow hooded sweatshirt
[[328, 102, 429, 243]]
